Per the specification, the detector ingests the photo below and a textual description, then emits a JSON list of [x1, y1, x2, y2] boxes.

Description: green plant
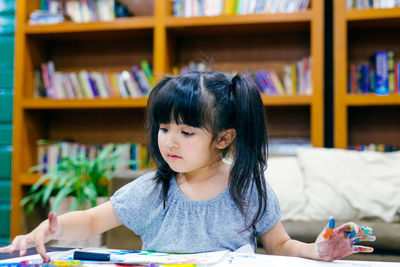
[[21, 144, 136, 215]]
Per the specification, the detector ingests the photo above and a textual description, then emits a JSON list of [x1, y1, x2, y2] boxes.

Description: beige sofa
[[107, 148, 400, 262]]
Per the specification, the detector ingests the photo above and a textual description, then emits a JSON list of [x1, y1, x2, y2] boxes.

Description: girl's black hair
[[146, 71, 268, 230]]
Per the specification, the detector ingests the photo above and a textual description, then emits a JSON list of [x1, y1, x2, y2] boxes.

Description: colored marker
[[53, 260, 82, 266], [18, 259, 45, 265], [73, 251, 124, 262], [322, 217, 335, 239], [160, 265, 196, 267]]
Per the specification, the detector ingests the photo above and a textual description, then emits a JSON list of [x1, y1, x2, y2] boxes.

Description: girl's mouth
[[167, 153, 182, 159]]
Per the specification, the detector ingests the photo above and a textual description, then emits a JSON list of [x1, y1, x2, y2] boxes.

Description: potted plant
[[21, 143, 136, 215]]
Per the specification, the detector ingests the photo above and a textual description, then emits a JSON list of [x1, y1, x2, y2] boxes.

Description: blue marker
[[73, 251, 124, 262]]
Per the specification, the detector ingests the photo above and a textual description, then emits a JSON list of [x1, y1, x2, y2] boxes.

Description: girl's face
[[158, 122, 219, 174]]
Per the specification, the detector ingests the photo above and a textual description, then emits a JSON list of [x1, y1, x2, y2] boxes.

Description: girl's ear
[[216, 129, 236, 149]]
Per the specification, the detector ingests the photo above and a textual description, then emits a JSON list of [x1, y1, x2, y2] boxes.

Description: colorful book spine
[[40, 63, 51, 97], [374, 51, 389, 95], [37, 141, 150, 171], [141, 60, 155, 88], [131, 66, 149, 95], [395, 61, 400, 93], [88, 74, 100, 98], [47, 61, 56, 98], [360, 63, 370, 94], [387, 50, 395, 94]]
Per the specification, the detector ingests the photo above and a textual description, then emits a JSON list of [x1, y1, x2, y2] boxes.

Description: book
[[63, 74, 77, 99], [387, 50, 395, 94], [254, 70, 269, 94], [115, 73, 130, 98], [69, 73, 84, 99], [359, 63, 370, 94], [131, 66, 149, 95], [34, 70, 47, 98], [91, 72, 109, 98], [103, 73, 117, 98], [121, 70, 140, 98], [65, 1, 82, 23], [269, 70, 285, 94], [29, 10, 64, 25], [283, 65, 294, 94], [80, 0, 91, 22], [224, 0, 235, 14], [78, 70, 94, 98], [47, 61, 57, 98], [87, 73, 100, 98], [54, 72, 67, 99], [373, 51, 389, 95], [140, 60, 155, 87], [349, 63, 358, 94], [106, 73, 121, 97], [395, 61, 400, 93]]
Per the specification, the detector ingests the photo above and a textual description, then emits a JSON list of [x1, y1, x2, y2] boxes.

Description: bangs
[[151, 75, 211, 129]]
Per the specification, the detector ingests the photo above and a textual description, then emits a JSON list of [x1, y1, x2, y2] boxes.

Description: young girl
[[1, 71, 375, 262]]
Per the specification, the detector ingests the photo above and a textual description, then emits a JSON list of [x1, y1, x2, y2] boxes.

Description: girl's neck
[[179, 159, 228, 183], [176, 160, 231, 201]]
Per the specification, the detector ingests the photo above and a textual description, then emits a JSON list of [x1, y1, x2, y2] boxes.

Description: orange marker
[[323, 217, 335, 239]]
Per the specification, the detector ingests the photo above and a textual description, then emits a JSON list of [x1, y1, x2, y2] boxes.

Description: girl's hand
[[315, 217, 376, 261], [0, 212, 61, 262]]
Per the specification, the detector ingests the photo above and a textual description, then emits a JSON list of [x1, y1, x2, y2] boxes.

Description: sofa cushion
[[297, 148, 400, 222], [266, 156, 307, 221], [107, 171, 147, 250]]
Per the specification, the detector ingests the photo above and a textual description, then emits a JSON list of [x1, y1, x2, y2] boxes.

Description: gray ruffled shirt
[[110, 171, 281, 253]]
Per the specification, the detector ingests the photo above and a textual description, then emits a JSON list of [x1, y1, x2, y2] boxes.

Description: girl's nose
[[165, 134, 178, 148]]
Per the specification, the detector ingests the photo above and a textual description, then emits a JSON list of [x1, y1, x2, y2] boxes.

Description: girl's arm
[[57, 201, 120, 240], [260, 219, 375, 261], [0, 201, 121, 261], [260, 221, 319, 260]]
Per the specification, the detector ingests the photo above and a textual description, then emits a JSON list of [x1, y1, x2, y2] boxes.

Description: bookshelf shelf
[[11, 0, 324, 238], [20, 173, 40, 186], [347, 7, 400, 21], [334, 0, 400, 149], [21, 96, 312, 109], [345, 94, 400, 106], [165, 11, 312, 27], [22, 98, 148, 109], [24, 17, 155, 34], [261, 95, 313, 106]]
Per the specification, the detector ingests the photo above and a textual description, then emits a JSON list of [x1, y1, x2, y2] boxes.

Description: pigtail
[[229, 74, 268, 230]]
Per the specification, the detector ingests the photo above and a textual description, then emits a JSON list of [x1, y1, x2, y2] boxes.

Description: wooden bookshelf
[[334, 1, 400, 149], [11, 0, 324, 237], [22, 98, 148, 109], [24, 17, 155, 34]]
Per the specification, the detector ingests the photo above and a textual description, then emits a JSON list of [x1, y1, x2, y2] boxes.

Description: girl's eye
[[182, 131, 194, 136], [159, 128, 168, 133]]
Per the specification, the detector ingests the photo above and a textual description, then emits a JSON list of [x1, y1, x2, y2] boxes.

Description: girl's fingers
[[8, 236, 22, 253], [358, 225, 375, 235], [353, 245, 374, 253], [351, 234, 376, 243], [19, 238, 28, 256], [335, 222, 359, 238], [34, 234, 49, 262], [322, 217, 335, 239], [0, 244, 12, 253]]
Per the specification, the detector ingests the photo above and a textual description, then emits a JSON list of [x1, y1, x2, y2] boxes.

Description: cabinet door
[[0, 145, 11, 179], [0, 90, 13, 122]]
